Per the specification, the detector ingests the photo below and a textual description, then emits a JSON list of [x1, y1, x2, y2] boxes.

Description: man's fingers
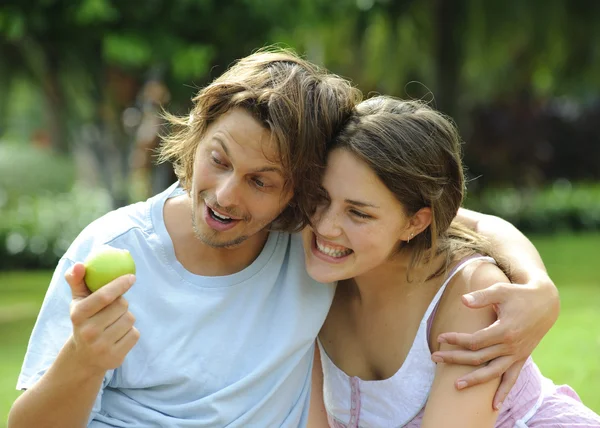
[[65, 263, 91, 300], [438, 320, 502, 350], [493, 359, 526, 410], [431, 344, 506, 366], [454, 356, 513, 390], [115, 326, 141, 354], [70, 275, 135, 323], [104, 310, 137, 344], [462, 282, 510, 309], [89, 296, 131, 331]]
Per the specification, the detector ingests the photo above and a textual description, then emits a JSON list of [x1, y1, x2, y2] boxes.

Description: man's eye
[[212, 156, 224, 166], [253, 178, 266, 188]]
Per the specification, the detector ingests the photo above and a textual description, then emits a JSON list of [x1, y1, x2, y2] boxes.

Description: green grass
[[529, 233, 600, 413], [0, 233, 599, 426], [0, 271, 52, 427]]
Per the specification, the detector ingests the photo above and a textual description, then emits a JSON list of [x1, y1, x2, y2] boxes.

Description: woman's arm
[[423, 261, 505, 428], [436, 208, 559, 409], [307, 343, 330, 428], [423, 352, 499, 428]]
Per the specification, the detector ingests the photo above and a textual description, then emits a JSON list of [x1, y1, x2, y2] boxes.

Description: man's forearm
[[8, 337, 105, 428], [456, 208, 550, 283]]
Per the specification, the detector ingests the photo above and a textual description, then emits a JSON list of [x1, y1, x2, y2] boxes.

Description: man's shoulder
[[285, 232, 336, 289], [63, 186, 173, 262]]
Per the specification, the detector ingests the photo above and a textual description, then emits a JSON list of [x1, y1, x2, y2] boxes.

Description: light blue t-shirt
[[17, 183, 336, 427]]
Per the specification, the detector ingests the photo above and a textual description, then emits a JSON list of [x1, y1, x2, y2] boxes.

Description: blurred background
[[1, 0, 599, 424]]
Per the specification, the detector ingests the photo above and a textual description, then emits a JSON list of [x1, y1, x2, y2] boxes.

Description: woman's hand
[[431, 274, 559, 410]]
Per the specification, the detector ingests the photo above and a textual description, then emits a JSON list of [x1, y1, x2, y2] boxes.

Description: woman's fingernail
[[463, 294, 474, 304], [494, 401, 503, 411], [438, 336, 447, 344], [431, 355, 443, 363], [456, 380, 467, 390]]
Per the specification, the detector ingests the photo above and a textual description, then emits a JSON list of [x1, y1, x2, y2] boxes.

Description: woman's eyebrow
[[345, 199, 379, 209]]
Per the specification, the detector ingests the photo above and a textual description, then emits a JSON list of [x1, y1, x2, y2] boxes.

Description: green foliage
[[74, 0, 119, 25], [171, 44, 215, 81], [0, 8, 26, 40], [465, 183, 600, 233], [1, 0, 599, 212], [2, 79, 46, 141], [103, 33, 153, 68], [0, 185, 112, 270], [3, 0, 599, 153], [0, 145, 75, 199]]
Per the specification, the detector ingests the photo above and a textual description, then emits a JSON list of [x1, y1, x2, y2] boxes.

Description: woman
[[305, 97, 600, 427]]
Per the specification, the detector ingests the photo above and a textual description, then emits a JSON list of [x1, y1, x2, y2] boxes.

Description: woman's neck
[[348, 250, 447, 309]]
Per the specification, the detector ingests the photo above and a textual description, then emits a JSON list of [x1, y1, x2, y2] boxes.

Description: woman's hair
[[157, 47, 362, 232], [332, 96, 499, 277]]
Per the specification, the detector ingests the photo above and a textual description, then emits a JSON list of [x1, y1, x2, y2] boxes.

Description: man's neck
[[163, 195, 270, 276]]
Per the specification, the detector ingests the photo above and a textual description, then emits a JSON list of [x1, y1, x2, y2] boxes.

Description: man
[[9, 48, 558, 427]]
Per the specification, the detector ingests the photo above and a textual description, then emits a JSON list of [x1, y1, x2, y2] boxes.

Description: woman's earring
[[407, 232, 414, 244]]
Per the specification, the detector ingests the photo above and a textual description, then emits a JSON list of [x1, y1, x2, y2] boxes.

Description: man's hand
[[431, 276, 559, 410], [66, 262, 140, 374]]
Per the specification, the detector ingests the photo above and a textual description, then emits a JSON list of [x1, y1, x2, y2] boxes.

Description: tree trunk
[[434, 0, 466, 120], [18, 38, 69, 153], [42, 62, 69, 153], [80, 64, 140, 209], [0, 74, 9, 139]]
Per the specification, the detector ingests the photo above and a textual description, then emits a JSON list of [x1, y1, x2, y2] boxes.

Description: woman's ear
[[408, 207, 432, 238]]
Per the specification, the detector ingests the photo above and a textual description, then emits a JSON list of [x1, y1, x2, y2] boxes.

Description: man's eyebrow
[[252, 166, 284, 175], [345, 199, 379, 209], [214, 136, 285, 177], [214, 137, 230, 157]]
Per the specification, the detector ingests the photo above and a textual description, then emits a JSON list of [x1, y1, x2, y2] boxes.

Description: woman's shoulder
[[430, 257, 508, 349], [449, 256, 509, 297]]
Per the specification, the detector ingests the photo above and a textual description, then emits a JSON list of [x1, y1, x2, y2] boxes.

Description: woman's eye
[[350, 209, 371, 219]]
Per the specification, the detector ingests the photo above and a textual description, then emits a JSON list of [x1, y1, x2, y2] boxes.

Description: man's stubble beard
[[190, 186, 282, 249], [190, 202, 250, 249]]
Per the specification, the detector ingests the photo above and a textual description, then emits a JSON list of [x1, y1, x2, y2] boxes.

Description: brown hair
[[332, 96, 497, 276], [156, 47, 362, 232]]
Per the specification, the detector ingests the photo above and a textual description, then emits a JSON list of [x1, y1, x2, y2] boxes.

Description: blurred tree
[[458, 0, 600, 187], [281, 0, 600, 186], [1, 0, 599, 201], [0, 0, 309, 206]]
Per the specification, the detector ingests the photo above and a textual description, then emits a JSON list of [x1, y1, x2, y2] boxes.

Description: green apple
[[83, 245, 136, 292]]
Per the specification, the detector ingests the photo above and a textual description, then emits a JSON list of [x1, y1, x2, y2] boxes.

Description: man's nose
[[215, 175, 241, 208]]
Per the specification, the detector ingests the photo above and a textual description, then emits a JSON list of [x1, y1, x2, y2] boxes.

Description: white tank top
[[317, 255, 495, 427]]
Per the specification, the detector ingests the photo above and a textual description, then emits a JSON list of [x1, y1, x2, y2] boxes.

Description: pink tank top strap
[[325, 378, 361, 428]]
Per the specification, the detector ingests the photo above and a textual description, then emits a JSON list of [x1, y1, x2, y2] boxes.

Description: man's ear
[[407, 207, 432, 238]]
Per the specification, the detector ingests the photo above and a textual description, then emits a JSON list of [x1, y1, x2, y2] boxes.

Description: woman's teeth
[[316, 238, 353, 258]]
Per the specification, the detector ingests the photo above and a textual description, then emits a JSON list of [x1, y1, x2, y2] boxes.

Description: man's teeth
[[316, 239, 352, 258], [211, 208, 232, 220]]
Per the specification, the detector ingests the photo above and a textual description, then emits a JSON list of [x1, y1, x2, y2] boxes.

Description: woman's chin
[[306, 263, 346, 284]]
